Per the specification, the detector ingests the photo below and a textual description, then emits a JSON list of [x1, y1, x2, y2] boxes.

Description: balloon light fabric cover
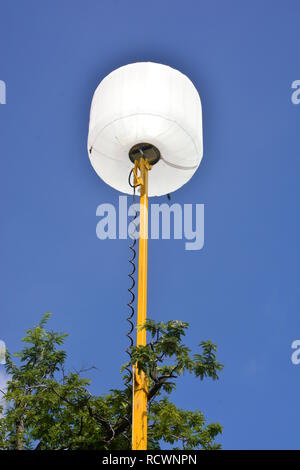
[[87, 62, 203, 197]]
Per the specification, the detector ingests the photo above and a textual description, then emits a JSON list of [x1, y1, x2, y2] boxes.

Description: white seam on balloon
[[159, 155, 199, 171]]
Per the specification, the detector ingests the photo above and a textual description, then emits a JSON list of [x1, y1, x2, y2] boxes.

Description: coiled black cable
[[124, 168, 138, 430]]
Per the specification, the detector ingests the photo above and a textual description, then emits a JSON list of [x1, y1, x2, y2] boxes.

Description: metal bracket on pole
[[133, 158, 151, 190]]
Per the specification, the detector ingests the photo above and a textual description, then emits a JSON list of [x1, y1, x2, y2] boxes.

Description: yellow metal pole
[[132, 158, 150, 450]]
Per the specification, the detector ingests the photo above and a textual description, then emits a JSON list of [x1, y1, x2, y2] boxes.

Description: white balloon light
[[87, 62, 203, 196], [87, 62, 204, 450]]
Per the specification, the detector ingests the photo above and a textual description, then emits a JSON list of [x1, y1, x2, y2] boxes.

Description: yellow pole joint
[[132, 157, 151, 451]]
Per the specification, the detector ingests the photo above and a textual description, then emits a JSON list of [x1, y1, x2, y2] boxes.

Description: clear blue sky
[[0, 0, 299, 449]]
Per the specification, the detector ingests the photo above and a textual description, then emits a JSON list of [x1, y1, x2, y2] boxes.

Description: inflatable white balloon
[[88, 62, 203, 197]]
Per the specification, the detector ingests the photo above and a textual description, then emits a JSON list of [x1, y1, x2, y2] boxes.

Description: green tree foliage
[[0, 314, 223, 450]]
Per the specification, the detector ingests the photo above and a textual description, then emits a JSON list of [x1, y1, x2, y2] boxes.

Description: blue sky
[[0, 0, 300, 449]]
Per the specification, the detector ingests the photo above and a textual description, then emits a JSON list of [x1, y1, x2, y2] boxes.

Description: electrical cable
[[124, 168, 138, 431]]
